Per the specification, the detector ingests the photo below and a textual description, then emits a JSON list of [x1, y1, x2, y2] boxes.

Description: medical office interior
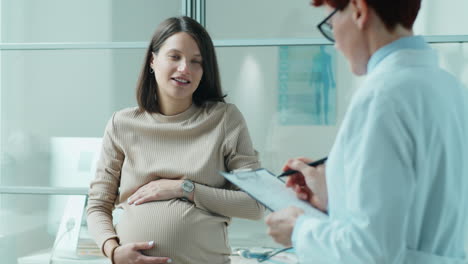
[[1, 0, 467, 263]]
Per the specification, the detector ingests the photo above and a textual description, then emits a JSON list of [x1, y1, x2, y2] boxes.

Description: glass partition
[[206, 0, 322, 39], [1, 0, 182, 43], [0, 49, 146, 188], [431, 43, 468, 87], [216, 45, 359, 172], [216, 43, 468, 173], [207, 0, 468, 40], [0, 194, 99, 264]]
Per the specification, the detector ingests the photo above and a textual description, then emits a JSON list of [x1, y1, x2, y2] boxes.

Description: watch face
[[182, 180, 194, 192]]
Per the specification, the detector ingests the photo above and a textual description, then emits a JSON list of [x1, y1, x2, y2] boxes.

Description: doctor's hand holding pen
[[282, 157, 328, 213], [266, 157, 328, 247]]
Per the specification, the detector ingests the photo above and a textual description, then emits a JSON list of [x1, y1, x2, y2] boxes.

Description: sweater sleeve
[[193, 104, 266, 220], [86, 113, 124, 252]]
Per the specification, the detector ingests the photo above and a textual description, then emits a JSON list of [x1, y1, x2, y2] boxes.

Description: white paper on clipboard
[[220, 169, 327, 219]]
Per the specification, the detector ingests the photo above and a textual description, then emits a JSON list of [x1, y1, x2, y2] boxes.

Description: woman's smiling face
[[151, 32, 204, 106]]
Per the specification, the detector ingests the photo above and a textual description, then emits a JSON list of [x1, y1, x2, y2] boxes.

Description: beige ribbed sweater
[[86, 102, 264, 264]]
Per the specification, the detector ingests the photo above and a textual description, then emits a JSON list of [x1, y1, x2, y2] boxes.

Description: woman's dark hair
[[312, 0, 421, 31], [136, 16, 225, 113]]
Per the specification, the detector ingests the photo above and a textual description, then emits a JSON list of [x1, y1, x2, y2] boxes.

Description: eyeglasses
[[317, 8, 339, 42]]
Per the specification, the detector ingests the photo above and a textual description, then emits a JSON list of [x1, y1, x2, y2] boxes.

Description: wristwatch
[[181, 179, 195, 199]]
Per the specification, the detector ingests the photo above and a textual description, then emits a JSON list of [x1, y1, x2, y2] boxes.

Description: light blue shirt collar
[[367, 35, 429, 73]]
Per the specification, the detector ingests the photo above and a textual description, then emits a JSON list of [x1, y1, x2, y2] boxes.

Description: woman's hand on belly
[[127, 179, 184, 206], [114, 241, 172, 264]]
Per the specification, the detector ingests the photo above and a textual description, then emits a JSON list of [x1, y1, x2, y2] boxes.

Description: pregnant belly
[[115, 199, 231, 263]]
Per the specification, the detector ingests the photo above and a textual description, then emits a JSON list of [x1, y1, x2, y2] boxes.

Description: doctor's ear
[[351, 0, 370, 30]]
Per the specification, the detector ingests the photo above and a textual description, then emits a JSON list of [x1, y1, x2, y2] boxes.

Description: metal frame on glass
[[183, 0, 206, 26]]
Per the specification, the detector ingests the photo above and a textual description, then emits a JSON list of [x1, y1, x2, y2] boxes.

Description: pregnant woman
[[86, 16, 264, 264]]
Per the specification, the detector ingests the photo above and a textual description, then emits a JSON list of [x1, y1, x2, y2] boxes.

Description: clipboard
[[220, 169, 327, 218]]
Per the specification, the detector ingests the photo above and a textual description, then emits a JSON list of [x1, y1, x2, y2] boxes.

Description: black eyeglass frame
[[317, 8, 339, 43]]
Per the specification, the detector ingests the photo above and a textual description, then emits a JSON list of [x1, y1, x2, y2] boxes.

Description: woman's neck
[[158, 98, 193, 116]]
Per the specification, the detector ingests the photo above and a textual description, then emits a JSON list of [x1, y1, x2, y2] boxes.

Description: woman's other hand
[[265, 207, 304, 247], [113, 241, 172, 264], [127, 179, 184, 206], [283, 157, 328, 212]]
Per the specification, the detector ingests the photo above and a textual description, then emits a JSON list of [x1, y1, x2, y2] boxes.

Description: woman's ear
[[150, 52, 156, 68], [351, 0, 370, 30]]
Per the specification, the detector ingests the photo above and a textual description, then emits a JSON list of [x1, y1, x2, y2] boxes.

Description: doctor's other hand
[[265, 207, 304, 247], [113, 241, 172, 264], [283, 157, 328, 212], [127, 179, 185, 206]]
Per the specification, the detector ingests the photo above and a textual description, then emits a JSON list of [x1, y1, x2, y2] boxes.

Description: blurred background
[[1, 0, 467, 263]]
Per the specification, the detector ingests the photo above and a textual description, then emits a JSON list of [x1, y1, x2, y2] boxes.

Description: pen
[[277, 157, 328, 178]]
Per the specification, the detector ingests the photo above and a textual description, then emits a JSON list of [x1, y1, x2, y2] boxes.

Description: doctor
[[266, 0, 468, 263]]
